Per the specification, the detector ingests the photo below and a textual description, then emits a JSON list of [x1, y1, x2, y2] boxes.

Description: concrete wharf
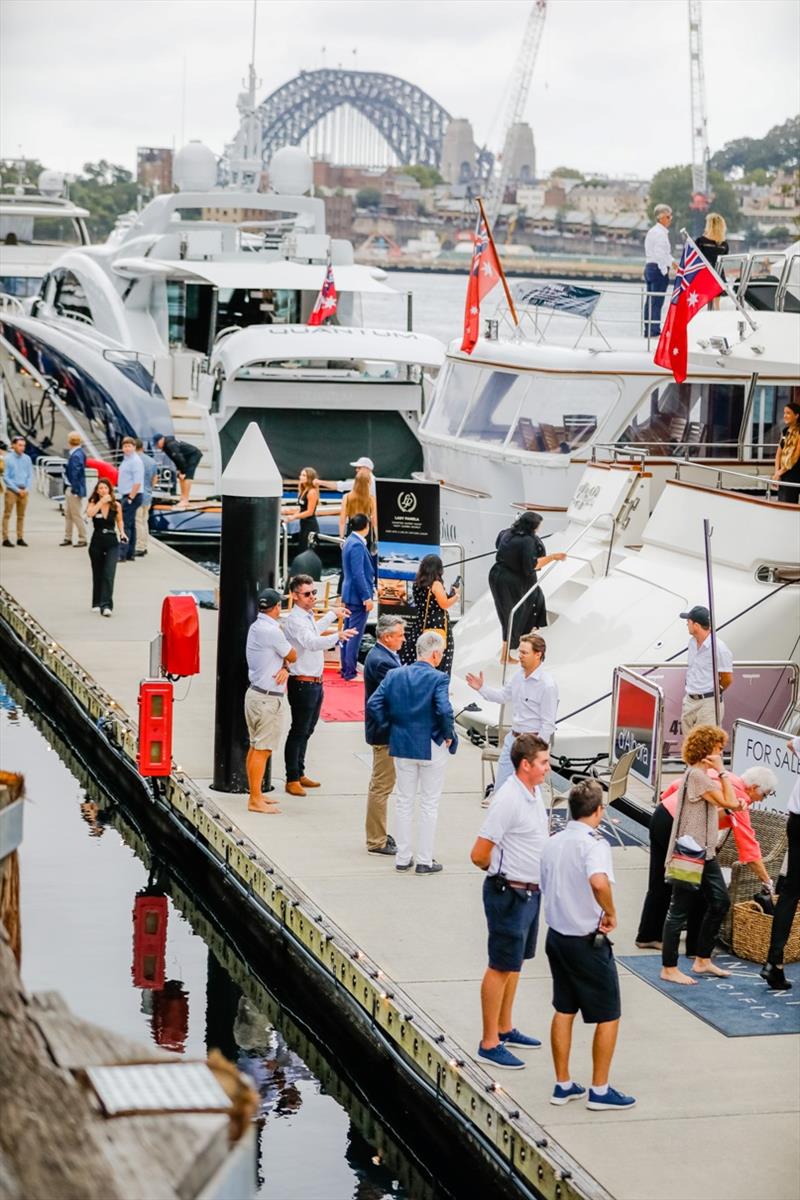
[[2, 488, 798, 1200]]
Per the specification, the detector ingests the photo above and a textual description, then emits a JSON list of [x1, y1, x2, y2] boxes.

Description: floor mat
[[618, 953, 800, 1037], [320, 671, 365, 723]]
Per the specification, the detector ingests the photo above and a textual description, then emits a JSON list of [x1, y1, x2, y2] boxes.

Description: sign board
[[611, 667, 663, 790], [731, 720, 799, 815], [375, 478, 440, 623], [514, 281, 601, 319]]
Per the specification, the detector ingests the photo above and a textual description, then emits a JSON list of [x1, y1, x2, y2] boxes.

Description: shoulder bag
[[665, 778, 705, 890], [421, 586, 448, 641]]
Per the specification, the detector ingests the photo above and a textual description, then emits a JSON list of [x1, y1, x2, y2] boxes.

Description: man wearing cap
[[245, 589, 297, 814], [680, 605, 733, 732]]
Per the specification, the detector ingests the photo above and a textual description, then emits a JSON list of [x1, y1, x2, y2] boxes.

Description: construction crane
[[484, 0, 547, 227], [688, 0, 711, 211]]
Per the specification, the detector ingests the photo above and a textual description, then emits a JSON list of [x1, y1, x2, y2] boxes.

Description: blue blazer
[[364, 642, 401, 744], [341, 533, 375, 607], [367, 661, 458, 760], [64, 447, 87, 497]]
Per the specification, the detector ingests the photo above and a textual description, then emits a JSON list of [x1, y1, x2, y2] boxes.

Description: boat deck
[[2, 489, 798, 1200]]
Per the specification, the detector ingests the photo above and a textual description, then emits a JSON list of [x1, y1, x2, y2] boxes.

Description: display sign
[[514, 281, 601, 318], [611, 667, 663, 789], [731, 720, 799, 815], [375, 478, 440, 623]]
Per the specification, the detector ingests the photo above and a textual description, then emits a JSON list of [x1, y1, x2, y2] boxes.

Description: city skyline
[[1, 0, 798, 180]]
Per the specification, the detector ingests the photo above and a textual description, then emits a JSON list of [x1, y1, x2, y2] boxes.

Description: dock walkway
[[2, 490, 798, 1200]]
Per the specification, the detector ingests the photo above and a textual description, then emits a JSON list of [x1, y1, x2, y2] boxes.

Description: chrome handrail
[[672, 459, 800, 496]]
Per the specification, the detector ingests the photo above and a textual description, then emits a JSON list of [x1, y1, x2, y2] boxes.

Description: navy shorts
[[181, 450, 202, 480], [483, 876, 540, 972], [545, 928, 621, 1024]]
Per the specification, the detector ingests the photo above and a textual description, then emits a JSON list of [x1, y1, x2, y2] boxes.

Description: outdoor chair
[[547, 746, 639, 847], [717, 808, 788, 945], [480, 722, 511, 806]]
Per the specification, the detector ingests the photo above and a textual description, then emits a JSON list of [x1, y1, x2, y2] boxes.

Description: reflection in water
[[1, 672, 441, 1200]]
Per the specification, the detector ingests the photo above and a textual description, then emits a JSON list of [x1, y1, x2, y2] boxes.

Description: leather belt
[[249, 685, 283, 697], [511, 730, 539, 738], [506, 881, 540, 892], [687, 691, 715, 700], [292, 675, 323, 684]]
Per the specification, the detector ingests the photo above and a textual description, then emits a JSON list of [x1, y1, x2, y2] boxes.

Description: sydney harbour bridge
[[250, 68, 493, 178]]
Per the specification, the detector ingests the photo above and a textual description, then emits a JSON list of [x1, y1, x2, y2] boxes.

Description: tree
[[0, 158, 44, 187], [648, 165, 740, 238], [70, 161, 138, 239], [710, 115, 799, 175], [400, 164, 443, 189], [356, 187, 381, 210], [551, 166, 583, 179]]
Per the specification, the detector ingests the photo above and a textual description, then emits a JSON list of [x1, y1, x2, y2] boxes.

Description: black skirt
[[488, 563, 547, 650]]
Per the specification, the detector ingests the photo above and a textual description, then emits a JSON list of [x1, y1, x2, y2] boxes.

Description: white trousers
[[393, 741, 449, 867]]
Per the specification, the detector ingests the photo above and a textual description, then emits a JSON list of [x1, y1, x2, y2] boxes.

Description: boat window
[[619, 380, 746, 457], [215, 287, 299, 330], [54, 270, 93, 324], [423, 362, 476, 436], [509, 376, 620, 453], [459, 370, 526, 443], [0, 275, 41, 298], [234, 358, 403, 381], [0, 215, 83, 246], [746, 383, 800, 460]]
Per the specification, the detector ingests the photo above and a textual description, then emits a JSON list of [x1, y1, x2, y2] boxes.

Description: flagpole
[[679, 228, 758, 332], [477, 196, 519, 327]]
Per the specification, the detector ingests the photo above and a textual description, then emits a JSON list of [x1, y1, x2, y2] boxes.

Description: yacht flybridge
[[0, 141, 443, 495], [0, 173, 91, 300]]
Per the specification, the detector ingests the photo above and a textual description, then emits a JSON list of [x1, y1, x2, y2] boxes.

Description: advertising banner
[[611, 667, 663, 789], [514, 281, 601, 319], [731, 720, 799, 815], [375, 479, 440, 623]]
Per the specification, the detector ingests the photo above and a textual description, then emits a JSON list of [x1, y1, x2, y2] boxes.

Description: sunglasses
[[299, 589, 318, 597]]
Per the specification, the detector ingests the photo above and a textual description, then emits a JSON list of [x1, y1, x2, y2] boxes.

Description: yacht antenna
[[688, 0, 711, 214]]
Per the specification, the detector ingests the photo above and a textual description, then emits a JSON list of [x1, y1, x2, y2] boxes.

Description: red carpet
[[320, 668, 365, 722]]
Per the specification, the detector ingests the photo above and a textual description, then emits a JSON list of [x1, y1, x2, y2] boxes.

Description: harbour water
[[2, 673, 442, 1200]]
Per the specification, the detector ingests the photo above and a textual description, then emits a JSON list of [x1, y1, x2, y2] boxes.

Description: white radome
[[269, 146, 313, 196], [173, 141, 218, 192]]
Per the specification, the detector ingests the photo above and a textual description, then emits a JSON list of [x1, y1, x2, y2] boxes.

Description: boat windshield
[[424, 362, 620, 452], [617, 379, 747, 457], [0, 215, 85, 247]]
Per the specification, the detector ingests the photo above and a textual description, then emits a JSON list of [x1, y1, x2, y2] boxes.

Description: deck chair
[[562, 413, 598, 446], [481, 722, 511, 806], [548, 746, 639, 848]]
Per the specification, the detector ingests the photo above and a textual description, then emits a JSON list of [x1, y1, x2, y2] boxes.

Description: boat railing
[[586, 440, 777, 465], [671, 459, 800, 499], [500, 510, 617, 688], [717, 251, 799, 313], [493, 281, 672, 351], [0, 292, 25, 315]]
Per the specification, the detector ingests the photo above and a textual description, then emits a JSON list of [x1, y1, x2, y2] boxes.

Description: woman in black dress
[[86, 479, 126, 616], [489, 512, 566, 663], [282, 466, 320, 552], [401, 553, 460, 675], [696, 213, 728, 310]]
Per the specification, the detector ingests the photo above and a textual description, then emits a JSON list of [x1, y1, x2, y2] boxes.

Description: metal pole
[[703, 517, 722, 726], [406, 290, 413, 332], [212, 423, 283, 793], [679, 228, 758, 332]]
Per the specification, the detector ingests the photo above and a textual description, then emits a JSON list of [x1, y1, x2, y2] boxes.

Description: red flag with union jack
[[308, 257, 338, 326], [654, 238, 723, 383], [460, 210, 502, 354]]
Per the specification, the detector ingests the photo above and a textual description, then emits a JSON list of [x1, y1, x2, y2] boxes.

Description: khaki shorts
[[244, 689, 284, 750]]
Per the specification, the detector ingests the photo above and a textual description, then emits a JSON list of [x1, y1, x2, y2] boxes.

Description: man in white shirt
[[470, 734, 550, 1070], [679, 605, 734, 732], [643, 203, 677, 338], [244, 589, 296, 814], [466, 634, 558, 798], [540, 780, 635, 1111], [282, 574, 356, 796]]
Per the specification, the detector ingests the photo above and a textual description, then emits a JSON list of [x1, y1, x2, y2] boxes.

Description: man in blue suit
[[367, 631, 458, 875], [340, 512, 376, 680]]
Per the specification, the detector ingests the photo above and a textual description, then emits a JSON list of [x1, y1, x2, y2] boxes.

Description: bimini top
[[213, 324, 446, 377], [111, 256, 395, 294]]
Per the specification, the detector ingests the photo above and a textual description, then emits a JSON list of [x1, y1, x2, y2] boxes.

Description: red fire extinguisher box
[[132, 892, 168, 990], [138, 680, 174, 776], [161, 595, 200, 677]]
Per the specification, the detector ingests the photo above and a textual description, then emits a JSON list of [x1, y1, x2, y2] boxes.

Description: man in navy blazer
[[367, 630, 458, 875], [340, 513, 376, 680], [363, 615, 406, 856]]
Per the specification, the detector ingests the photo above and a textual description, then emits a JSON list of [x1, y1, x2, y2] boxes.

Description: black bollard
[[212, 422, 283, 793]]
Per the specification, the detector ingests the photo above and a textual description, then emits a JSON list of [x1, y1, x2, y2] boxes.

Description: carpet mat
[[320, 671, 365, 723], [618, 953, 800, 1037]]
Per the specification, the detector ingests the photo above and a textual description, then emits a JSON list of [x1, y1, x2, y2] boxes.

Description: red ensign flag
[[654, 240, 723, 383], [308, 258, 338, 326], [460, 212, 502, 354]]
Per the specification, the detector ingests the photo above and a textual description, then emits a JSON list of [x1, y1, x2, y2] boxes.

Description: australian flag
[[460, 209, 502, 354], [308, 257, 338, 326], [654, 238, 723, 382]]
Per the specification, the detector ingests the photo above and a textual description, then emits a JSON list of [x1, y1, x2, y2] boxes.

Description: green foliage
[[742, 168, 773, 186], [400, 164, 443, 189], [648, 165, 740, 238], [0, 158, 44, 187], [765, 225, 792, 243], [710, 115, 799, 175], [356, 187, 382, 210], [551, 166, 584, 179], [68, 161, 138, 239]]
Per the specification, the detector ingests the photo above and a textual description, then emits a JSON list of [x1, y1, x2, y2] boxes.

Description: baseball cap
[[350, 456, 374, 470], [679, 605, 710, 627], [257, 588, 282, 611], [152, 432, 165, 444]]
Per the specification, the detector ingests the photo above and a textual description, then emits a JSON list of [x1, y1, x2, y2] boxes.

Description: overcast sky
[[2, 0, 798, 180]]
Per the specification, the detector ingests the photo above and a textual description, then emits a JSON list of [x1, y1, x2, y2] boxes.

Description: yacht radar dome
[[38, 169, 66, 196], [268, 146, 313, 196], [173, 140, 218, 191]]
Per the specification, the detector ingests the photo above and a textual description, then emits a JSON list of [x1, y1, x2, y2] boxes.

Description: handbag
[[421, 586, 448, 641], [665, 779, 705, 890]]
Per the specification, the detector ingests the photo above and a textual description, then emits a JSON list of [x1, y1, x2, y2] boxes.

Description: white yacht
[[419, 250, 800, 598], [0, 172, 91, 301]]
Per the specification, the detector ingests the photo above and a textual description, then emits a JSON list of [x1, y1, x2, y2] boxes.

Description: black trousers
[[120, 494, 141, 559], [637, 804, 706, 952], [89, 532, 118, 611], [768, 812, 800, 964], [285, 678, 323, 782], [662, 856, 729, 967]]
